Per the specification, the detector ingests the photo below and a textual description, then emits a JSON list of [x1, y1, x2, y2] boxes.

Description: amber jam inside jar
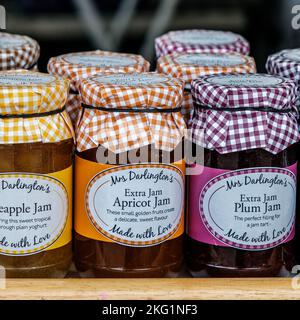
[[187, 145, 297, 277], [187, 73, 300, 277], [75, 144, 184, 278], [0, 140, 73, 278]]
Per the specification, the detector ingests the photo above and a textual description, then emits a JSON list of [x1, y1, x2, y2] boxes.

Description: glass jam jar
[[155, 29, 250, 58], [0, 32, 39, 70], [187, 74, 299, 277], [75, 72, 186, 278], [0, 70, 74, 278], [157, 52, 256, 125], [47, 50, 150, 126], [266, 49, 300, 266]]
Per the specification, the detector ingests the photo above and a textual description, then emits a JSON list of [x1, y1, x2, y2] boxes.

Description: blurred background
[[2, 0, 300, 71]]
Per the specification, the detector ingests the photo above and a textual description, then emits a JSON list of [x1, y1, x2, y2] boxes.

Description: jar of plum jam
[[75, 73, 186, 277], [187, 74, 299, 277]]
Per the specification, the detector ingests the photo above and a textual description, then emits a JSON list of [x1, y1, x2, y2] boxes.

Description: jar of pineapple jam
[[75, 72, 186, 277], [47, 50, 150, 126], [0, 70, 74, 278], [187, 74, 299, 277], [0, 32, 40, 70], [156, 52, 256, 124]]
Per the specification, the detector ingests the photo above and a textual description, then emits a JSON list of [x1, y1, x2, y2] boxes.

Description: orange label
[[75, 156, 185, 247], [0, 166, 72, 255]]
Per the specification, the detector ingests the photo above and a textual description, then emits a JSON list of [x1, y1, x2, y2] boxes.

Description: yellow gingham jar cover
[[157, 52, 256, 124], [77, 72, 186, 153], [47, 50, 150, 124], [0, 70, 74, 144], [0, 32, 40, 70]]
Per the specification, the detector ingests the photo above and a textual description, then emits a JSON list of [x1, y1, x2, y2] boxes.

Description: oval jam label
[[0, 73, 56, 86], [64, 54, 136, 67], [170, 31, 238, 45], [86, 164, 184, 247], [0, 174, 68, 255], [199, 168, 296, 250], [93, 73, 169, 86], [205, 74, 283, 87], [175, 53, 246, 67]]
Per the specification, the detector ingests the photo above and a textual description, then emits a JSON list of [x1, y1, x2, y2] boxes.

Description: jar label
[[175, 53, 246, 67], [75, 156, 185, 247], [170, 31, 238, 45], [205, 74, 284, 87], [0, 166, 72, 256], [92, 73, 169, 86], [0, 73, 56, 86], [0, 36, 27, 49], [188, 164, 296, 250], [64, 54, 136, 67]]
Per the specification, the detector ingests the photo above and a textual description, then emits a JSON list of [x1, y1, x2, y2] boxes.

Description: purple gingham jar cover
[[155, 29, 250, 58], [190, 73, 300, 154], [266, 49, 300, 83]]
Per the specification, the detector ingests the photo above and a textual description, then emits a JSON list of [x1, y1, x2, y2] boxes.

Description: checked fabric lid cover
[[47, 50, 150, 92], [156, 52, 256, 83], [156, 52, 256, 122], [266, 49, 300, 97], [47, 50, 150, 124], [155, 29, 250, 58], [0, 32, 40, 70], [191, 73, 300, 154], [77, 72, 186, 153], [0, 70, 74, 144]]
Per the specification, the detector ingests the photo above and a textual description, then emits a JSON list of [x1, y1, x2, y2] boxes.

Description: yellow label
[[75, 156, 185, 247], [0, 166, 72, 256]]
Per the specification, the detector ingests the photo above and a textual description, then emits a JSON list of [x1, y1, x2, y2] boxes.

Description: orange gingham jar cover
[[77, 72, 186, 154], [0, 32, 40, 70], [47, 50, 150, 125], [157, 52, 256, 124]]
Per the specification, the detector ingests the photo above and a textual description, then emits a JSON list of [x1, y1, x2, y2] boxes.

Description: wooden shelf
[[0, 278, 299, 300]]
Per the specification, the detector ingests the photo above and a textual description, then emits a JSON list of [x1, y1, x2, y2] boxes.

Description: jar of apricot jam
[[75, 73, 186, 277], [187, 74, 299, 277]]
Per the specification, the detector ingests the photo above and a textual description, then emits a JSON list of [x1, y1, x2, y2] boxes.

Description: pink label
[[188, 164, 297, 250]]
